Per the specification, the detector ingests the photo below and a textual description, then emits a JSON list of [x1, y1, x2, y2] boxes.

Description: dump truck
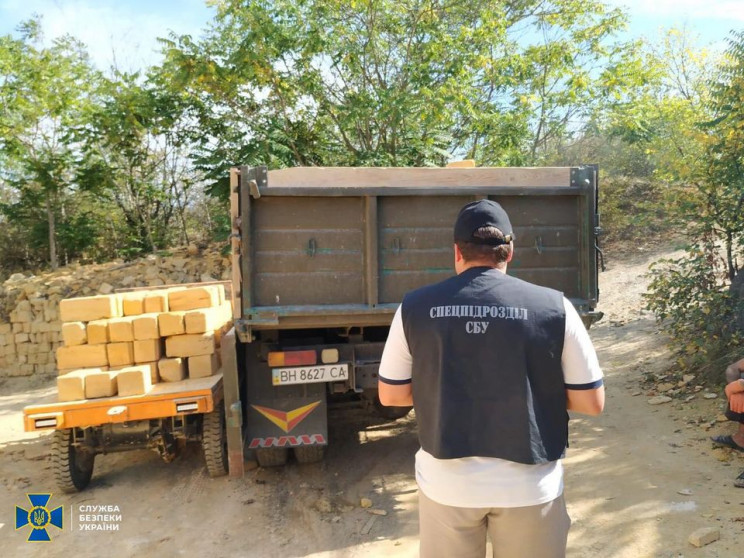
[[23, 164, 602, 487], [223, 165, 602, 470]]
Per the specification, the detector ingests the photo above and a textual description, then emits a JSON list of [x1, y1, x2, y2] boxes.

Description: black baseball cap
[[453, 200, 514, 246]]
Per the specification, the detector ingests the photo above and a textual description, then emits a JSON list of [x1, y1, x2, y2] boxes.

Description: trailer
[[22, 373, 228, 491], [223, 165, 602, 470], [21, 283, 236, 491]]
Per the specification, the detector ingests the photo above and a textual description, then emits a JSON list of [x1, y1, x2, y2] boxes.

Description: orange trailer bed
[[23, 374, 223, 432]]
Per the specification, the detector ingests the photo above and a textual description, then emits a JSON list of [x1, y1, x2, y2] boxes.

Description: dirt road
[[2, 247, 743, 557]]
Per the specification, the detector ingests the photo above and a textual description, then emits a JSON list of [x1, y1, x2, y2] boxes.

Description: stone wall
[[0, 245, 231, 379]]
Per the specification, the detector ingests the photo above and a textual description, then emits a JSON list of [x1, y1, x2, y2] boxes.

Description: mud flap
[[245, 382, 328, 451]]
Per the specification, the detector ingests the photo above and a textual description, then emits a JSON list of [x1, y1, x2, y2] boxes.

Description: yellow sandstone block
[[115, 365, 152, 396], [84, 370, 118, 398], [58, 366, 108, 376], [188, 353, 220, 379], [168, 286, 221, 312], [59, 294, 121, 323], [144, 361, 159, 383], [184, 303, 231, 334], [158, 358, 186, 382], [61, 322, 87, 347], [111, 362, 158, 384], [121, 292, 147, 316], [132, 313, 160, 340], [165, 333, 215, 358], [106, 342, 134, 367], [56, 344, 109, 369], [87, 320, 110, 345], [108, 317, 135, 342], [158, 311, 186, 337], [143, 292, 169, 313], [214, 323, 232, 348], [221, 300, 234, 323], [133, 339, 162, 363], [57, 369, 93, 402]]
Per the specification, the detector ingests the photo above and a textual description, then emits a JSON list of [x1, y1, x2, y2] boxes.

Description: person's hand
[[725, 378, 744, 400], [730, 392, 744, 414]]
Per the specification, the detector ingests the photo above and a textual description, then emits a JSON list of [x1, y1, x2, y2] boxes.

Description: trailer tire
[[256, 448, 288, 467], [293, 445, 325, 464], [202, 406, 228, 477], [52, 429, 95, 493]]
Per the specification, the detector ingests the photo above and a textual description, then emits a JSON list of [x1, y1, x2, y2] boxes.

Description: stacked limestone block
[[159, 286, 232, 382], [55, 285, 232, 402], [1, 297, 62, 378], [0, 243, 232, 379]]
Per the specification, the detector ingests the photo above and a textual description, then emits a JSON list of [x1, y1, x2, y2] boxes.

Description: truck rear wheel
[[293, 445, 325, 464], [202, 406, 228, 477], [52, 429, 95, 493], [255, 448, 288, 467]]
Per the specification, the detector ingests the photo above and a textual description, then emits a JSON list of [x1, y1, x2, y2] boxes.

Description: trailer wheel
[[51, 429, 95, 493], [255, 448, 288, 467], [202, 406, 228, 477], [293, 445, 325, 464]]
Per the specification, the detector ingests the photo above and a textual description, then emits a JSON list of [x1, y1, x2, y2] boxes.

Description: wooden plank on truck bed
[[23, 374, 223, 432], [266, 167, 572, 189]]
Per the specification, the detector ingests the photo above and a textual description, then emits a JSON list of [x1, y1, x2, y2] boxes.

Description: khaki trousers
[[418, 489, 571, 558]]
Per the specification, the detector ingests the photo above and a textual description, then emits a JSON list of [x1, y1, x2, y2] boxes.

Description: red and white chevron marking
[[248, 434, 327, 449]]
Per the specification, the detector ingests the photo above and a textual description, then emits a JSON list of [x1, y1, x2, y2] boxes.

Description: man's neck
[[459, 262, 507, 274]]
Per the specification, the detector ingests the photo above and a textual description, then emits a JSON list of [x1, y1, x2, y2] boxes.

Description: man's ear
[[454, 243, 465, 272], [454, 243, 464, 263], [506, 244, 514, 263]]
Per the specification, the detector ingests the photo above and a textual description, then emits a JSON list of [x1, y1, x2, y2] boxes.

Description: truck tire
[[51, 429, 95, 493], [255, 448, 288, 467], [202, 406, 228, 477], [293, 445, 325, 464]]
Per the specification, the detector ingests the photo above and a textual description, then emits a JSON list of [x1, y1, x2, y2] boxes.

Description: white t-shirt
[[379, 296, 603, 508]]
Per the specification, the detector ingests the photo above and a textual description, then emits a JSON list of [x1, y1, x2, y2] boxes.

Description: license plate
[[271, 364, 349, 386]]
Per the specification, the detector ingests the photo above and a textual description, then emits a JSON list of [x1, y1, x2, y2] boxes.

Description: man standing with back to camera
[[378, 199, 604, 558]]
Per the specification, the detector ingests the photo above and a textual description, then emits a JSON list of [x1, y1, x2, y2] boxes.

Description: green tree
[[643, 30, 744, 372], [77, 69, 202, 257], [552, 29, 715, 245], [160, 0, 636, 196], [0, 18, 100, 269]]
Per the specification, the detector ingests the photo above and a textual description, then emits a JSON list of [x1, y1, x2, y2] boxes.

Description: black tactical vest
[[401, 266, 567, 464]]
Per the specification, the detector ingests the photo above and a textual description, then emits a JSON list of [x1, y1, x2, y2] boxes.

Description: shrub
[[644, 243, 744, 381]]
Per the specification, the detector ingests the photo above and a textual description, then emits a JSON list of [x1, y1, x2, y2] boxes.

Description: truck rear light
[[268, 350, 317, 367], [321, 349, 339, 364]]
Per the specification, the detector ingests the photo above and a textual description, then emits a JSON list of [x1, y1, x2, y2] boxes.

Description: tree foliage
[[76, 69, 202, 258], [0, 18, 218, 270], [643, 30, 744, 371], [0, 19, 100, 269], [160, 0, 637, 196]]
